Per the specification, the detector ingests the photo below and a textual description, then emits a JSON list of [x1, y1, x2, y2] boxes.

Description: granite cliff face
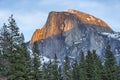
[[29, 10, 120, 61], [30, 9, 112, 43]]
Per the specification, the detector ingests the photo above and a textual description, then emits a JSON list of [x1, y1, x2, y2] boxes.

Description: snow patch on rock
[[101, 32, 120, 41]]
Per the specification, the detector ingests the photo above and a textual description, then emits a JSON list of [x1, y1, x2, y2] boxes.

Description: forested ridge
[[0, 15, 120, 80]]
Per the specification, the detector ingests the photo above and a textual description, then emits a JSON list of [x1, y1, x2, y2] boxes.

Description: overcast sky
[[0, 0, 120, 41]]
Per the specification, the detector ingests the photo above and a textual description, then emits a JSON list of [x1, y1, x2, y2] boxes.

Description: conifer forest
[[0, 16, 120, 80]]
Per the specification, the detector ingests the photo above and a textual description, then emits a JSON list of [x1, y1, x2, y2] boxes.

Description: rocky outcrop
[[29, 9, 120, 60], [30, 9, 112, 43]]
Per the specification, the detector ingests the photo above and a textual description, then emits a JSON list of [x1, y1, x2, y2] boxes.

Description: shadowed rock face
[[30, 9, 112, 43]]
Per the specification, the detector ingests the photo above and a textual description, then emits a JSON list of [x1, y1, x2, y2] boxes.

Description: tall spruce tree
[[63, 55, 72, 80], [32, 41, 42, 80], [52, 54, 59, 80], [0, 15, 27, 80], [116, 64, 120, 80], [72, 59, 79, 80], [42, 63, 48, 80], [20, 33, 33, 80], [0, 23, 10, 77], [43, 60, 53, 80], [43, 54, 60, 80], [104, 45, 117, 80], [58, 67, 62, 80], [79, 51, 87, 80], [92, 50, 102, 80], [0, 48, 4, 77], [85, 50, 103, 80], [85, 50, 94, 80], [6, 15, 27, 80]]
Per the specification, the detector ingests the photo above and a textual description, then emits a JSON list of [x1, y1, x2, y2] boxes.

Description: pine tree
[[0, 23, 9, 77], [0, 23, 10, 51], [32, 41, 42, 80], [79, 51, 87, 80], [43, 54, 60, 80], [85, 50, 103, 80], [72, 59, 79, 80], [116, 65, 120, 80], [2, 15, 27, 80], [92, 50, 102, 80], [20, 33, 33, 80], [52, 54, 59, 80], [104, 45, 117, 80], [85, 50, 94, 80], [43, 60, 53, 80], [0, 49, 4, 75], [63, 55, 72, 80], [42, 63, 48, 80], [58, 67, 62, 80]]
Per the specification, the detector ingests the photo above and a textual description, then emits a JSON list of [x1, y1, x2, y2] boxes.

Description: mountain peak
[[63, 9, 111, 28], [30, 9, 112, 43]]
